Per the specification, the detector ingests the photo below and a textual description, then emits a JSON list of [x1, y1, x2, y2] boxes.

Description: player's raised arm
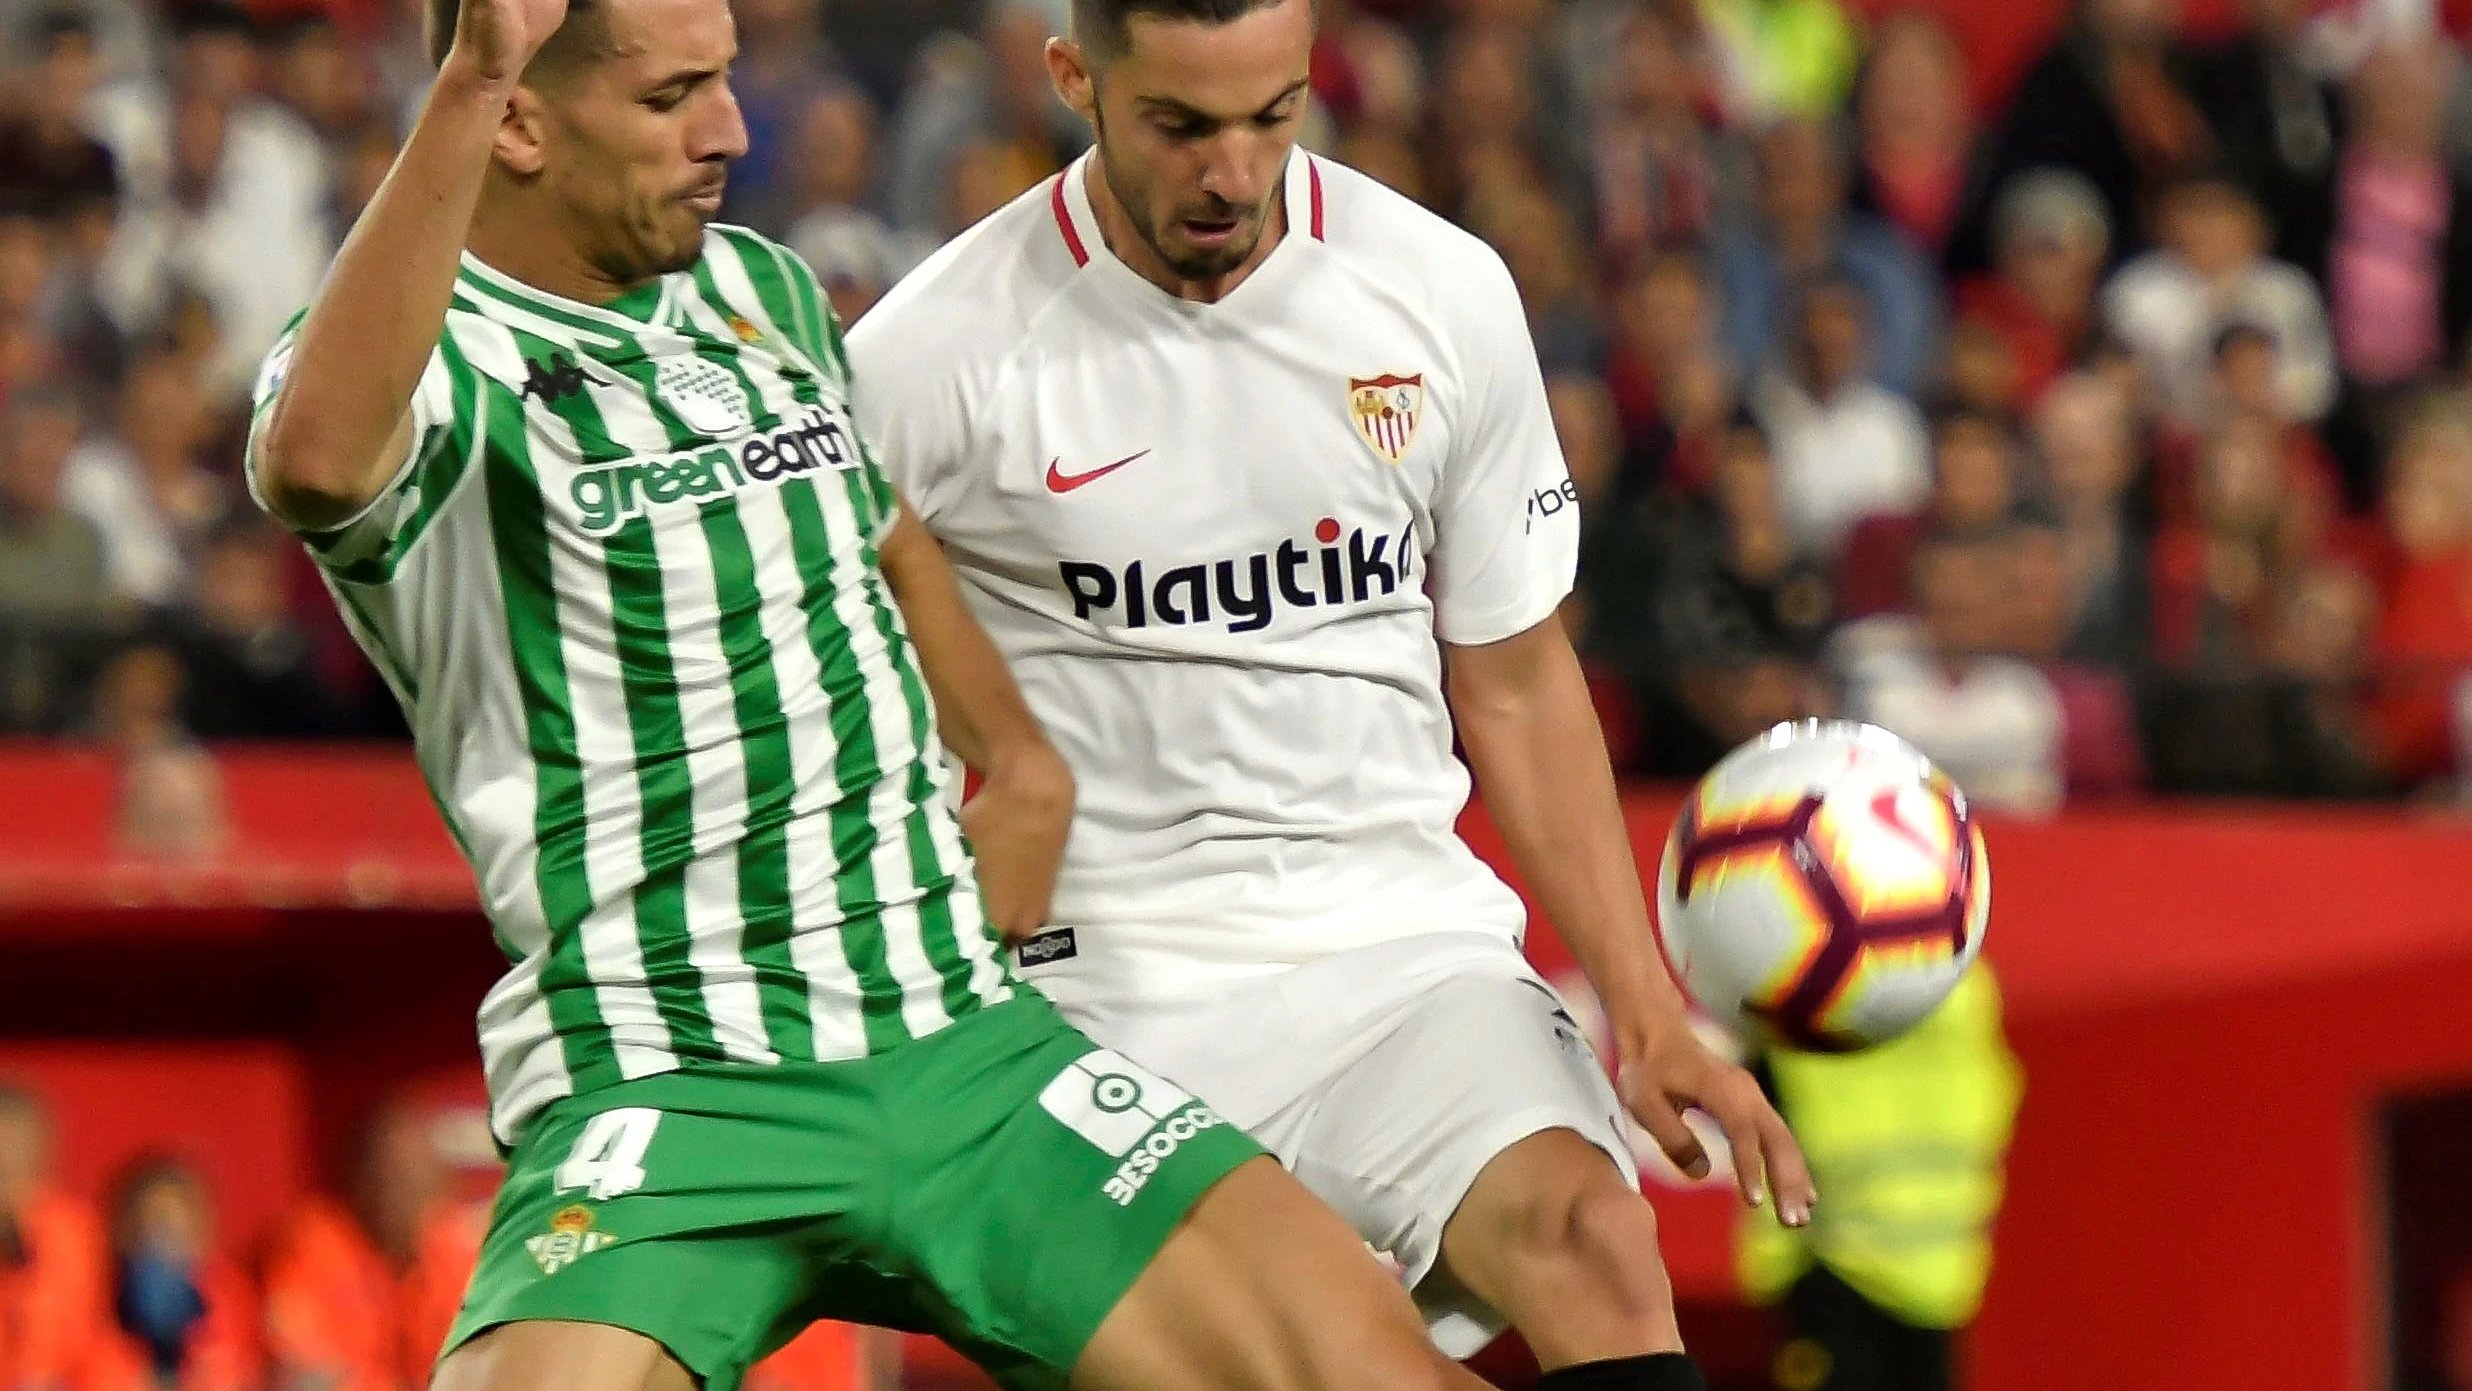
[[252, 0, 567, 531]]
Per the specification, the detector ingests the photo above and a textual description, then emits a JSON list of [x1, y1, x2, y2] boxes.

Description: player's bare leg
[[431, 1319, 700, 1391], [1075, 1157, 1493, 1391], [1435, 1130, 1684, 1367]]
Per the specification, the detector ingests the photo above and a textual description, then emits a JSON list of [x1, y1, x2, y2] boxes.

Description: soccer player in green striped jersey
[[245, 0, 1504, 1387]]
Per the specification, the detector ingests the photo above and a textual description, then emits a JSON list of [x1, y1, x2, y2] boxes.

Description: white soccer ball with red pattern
[[1655, 721, 1990, 1050]]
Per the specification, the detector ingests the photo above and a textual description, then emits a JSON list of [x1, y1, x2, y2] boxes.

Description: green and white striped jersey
[[248, 226, 1011, 1143]]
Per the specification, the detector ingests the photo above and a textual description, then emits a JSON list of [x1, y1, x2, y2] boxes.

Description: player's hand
[[443, 0, 570, 90], [1615, 1018, 1816, 1228], [960, 745, 1075, 944]]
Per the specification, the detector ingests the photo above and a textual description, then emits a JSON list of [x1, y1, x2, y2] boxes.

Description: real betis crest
[[525, 1204, 616, 1274]]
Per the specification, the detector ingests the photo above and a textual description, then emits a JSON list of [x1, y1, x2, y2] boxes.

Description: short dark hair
[[1071, 0, 1304, 62], [426, 0, 612, 80]]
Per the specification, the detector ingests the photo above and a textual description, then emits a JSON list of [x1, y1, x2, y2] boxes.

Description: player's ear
[[1046, 37, 1097, 128], [494, 84, 553, 177]]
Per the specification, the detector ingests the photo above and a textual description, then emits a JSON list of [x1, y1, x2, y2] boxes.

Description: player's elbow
[[254, 399, 395, 533]]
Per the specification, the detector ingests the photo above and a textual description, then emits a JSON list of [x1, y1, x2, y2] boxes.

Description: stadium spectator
[[1954, 169, 2112, 409], [2148, 415, 2388, 795], [1467, 174, 1604, 374], [1957, 0, 2210, 276], [718, 0, 840, 236], [88, 0, 332, 403], [0, 1084, 106, 1391], [0, 382, 115, 731], [257, 10, 369, 145], [1938, 316, 2023, 416], [1749, 269, 1932, 559], [883, 2, 1081, 239], [2031, 370, 2152, 670], [2150, 322, 2347, 524], [163, 517, 337, 740], [1845, 12, 1983, 262], [0, 8, 119, 221], [1718, 115, 1944, 400], [2151, 416, 2323, 669], [89, 640, 225, 859], [1630, 419, 1837, 777], [1837, 405, 2027, 619], [2184, 0, 2342, 282], [2326, 40, 2472, 399], [261, 1105, 480, 1391], [1835, 528, 2068, 816], [81, 1157, 258, 1391], [2008, 521, 2149, 799], [2102, 171, 2336, 428], [2369, 392, 2472, 791], [61, 351, 234, 611], [782, 86, 928, 325], [1603, 248, 1736, 490], [1589, 3, 1747, 261]]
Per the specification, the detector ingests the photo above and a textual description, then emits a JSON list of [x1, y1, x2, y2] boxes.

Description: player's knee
[[1495, 1164, 1671, 1311]]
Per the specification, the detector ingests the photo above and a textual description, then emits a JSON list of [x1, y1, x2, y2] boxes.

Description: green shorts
[[442, 994, 1262, 1391]]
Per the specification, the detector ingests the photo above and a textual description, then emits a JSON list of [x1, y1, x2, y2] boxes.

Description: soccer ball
[[1655, 721, 1989, 1051]]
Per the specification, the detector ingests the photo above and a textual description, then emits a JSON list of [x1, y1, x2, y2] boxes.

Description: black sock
[[1536, 1353, 1706, 1391]]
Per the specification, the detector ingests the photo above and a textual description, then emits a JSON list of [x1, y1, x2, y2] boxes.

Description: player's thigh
[[440, 1071, 875, 1391], [1289, 971, 1659, 1357], [870, 996, 1267, 1391], [1072, 1157, 1478, 1391], [432, 1320, 697, 1391]]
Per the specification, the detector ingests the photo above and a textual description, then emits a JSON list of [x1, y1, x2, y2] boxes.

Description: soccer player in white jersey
[[243, 0, 1528, 1386], [848, 3, 1819, 1390]]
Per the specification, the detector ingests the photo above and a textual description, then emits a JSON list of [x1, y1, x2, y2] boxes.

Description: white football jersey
[[849, 151, 1580, 1003]]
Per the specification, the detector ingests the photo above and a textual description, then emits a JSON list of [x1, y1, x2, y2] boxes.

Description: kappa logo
[[525, 1205, 617, 1274], [1038, 1050, 1228, 1206], [522, 353, 589, 405]]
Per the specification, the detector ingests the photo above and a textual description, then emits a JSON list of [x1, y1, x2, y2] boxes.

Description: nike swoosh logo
[[1869, 789, 1940, 856], [1045, 450, 1152, 494]]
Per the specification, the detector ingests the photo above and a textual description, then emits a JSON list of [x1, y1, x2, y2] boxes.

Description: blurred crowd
[[4, 0, 2472, 814], [0, 1083, 878, 1391]]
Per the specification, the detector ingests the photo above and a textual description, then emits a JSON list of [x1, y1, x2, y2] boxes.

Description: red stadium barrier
[[5, 744, 2472, 1390]]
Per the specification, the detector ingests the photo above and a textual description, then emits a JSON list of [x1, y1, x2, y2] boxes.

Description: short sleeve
[[842, 282, 979, 529], [1428, 250, 1581, 646], [245, 311, 464, 583]]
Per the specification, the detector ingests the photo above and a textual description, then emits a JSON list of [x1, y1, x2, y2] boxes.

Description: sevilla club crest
[[1349, 373, 1424, 465]]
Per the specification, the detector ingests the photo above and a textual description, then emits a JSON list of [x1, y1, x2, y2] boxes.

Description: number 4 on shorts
[[555, 1107, 662, 1200]]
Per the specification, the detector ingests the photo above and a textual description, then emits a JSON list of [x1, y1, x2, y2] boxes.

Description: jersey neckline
[[456, 249, 685, 340], [1051, 150, 1324, 316]]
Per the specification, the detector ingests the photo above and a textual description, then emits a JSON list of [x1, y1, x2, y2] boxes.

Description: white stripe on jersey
[[533, 392, 678, 1081]]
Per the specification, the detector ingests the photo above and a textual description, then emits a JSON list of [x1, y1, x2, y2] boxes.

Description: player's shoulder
[[700, 220, 805, 280], [1302, 154, 1523, 320], [847, 176, 1082, 375]]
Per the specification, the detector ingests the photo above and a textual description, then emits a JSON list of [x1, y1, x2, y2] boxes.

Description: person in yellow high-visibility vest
[[1737, 966, 2022, 1391]]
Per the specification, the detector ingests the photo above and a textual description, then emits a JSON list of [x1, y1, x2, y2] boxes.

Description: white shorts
[[1032, 931, 1640, 1357]]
